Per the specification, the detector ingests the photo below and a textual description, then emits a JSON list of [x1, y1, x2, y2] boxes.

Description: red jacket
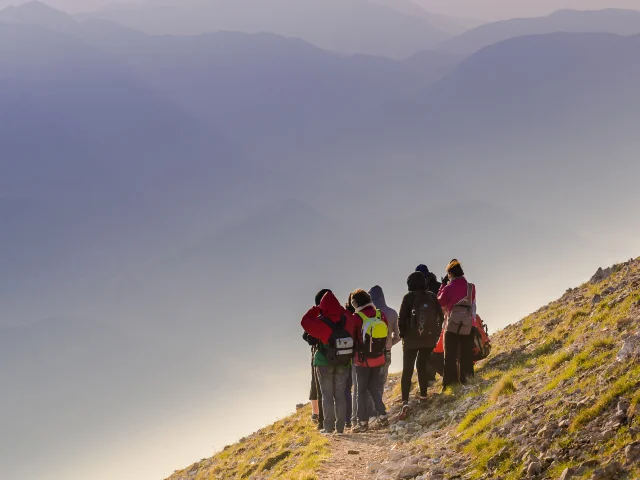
[[301, 292, 357, 345], [352, 305, 388, 368], [437, 276, 476, 317]]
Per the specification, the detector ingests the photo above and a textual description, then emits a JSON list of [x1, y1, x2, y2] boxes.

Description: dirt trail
[[317, 428, 390, 480]]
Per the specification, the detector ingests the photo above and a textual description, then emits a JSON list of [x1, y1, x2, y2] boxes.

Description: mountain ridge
[[166, 257, 640, 479]]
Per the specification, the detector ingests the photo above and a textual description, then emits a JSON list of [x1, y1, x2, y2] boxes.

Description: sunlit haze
[[0, 1, 639, 479]]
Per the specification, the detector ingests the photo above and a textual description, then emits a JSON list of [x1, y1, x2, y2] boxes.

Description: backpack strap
[[454, 283, 473, 308], [319, 316, 338, 333]]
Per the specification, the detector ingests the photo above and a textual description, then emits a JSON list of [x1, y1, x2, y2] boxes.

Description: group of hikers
[[301, 259, 491, 435]]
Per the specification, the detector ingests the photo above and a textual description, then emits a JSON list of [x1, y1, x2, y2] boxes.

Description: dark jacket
[[399, 272, 444, 350], [425, 272, 442, 296]]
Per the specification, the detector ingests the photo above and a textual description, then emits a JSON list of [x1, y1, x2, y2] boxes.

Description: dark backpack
[[319, 315, 354, 366], [410, 291, 441, 346]]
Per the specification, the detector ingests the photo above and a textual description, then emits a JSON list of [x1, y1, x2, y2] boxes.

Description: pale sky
[[0, 0, 638, 18]]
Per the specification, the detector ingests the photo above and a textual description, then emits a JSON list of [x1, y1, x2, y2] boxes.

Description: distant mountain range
[[435, 8, 640, 54], [75, 0, 452, 58], [1, 3, 640, 480]]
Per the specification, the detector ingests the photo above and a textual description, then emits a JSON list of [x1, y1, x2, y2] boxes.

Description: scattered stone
[[527, 461, 542, 476], [367, 462, 383, 473], [558, 467, 576, 480], [590, 267, 613, 284], [617, 331, 640, 362], [347, 450, 360, 455], [591, 294, 602, 305], [396, 465, 425, 479], [624, 441, 640, 464], [590, 461, 623, 480], [559, 467, 576, 480], [295, 403, 305, 410]]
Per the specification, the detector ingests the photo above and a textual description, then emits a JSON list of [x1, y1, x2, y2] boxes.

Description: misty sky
[[1, 1, 640, 480], [0, 0, 638, 18]]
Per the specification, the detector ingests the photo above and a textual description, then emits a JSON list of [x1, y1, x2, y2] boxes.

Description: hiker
[[350, 289, 389, 433], [301, 290, 356, 435], [415, 265, 442, 385], [302, 289, 331, 430], [369, 285, 401, 395], [438, 259, 476, 389], [415, 264, 442, 296], [430, 313, 491, 378], [344, 295, 355, 429], [346, 295, 376, 428], [398, 272, 444, 419]]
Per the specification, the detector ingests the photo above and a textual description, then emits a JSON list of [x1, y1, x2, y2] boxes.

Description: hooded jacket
[[301, 291, 357, 367], [369, 285, 400, 352], [398, 272, 444, 350]]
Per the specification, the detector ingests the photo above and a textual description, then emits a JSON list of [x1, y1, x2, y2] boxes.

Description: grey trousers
[[316, 365, 350, 433]]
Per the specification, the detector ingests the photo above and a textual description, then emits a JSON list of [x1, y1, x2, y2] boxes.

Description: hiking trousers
[[443, 331, 474, 388], [401, 347, 433, 403], [350, 364, 376, 425], [316, 365, 350, 433], [355, 365, 387, 422]]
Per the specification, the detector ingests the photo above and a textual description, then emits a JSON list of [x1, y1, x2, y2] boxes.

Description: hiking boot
[[377, 415, 389, 427], [334, 431, 345, 436], [345, 422, 352, 429], [351, 422, 368, 433], [399, 404, 410, 420], [419, 396, 429, 405], [319, 429, 334, 435]]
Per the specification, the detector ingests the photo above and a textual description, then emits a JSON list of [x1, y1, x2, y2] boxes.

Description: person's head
[[350, 289, 372, 310], [446, 259, 465, 279], [315, 289, 332, 307], [345, 293, 356, 313], [415, 264, 430, 277], [407, 271, 428, 292]]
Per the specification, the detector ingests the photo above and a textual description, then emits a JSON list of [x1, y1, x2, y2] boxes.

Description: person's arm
[[435, 295, 445, 331], [472, 284, 477, 321], [391, 312, 401, 346], [398, 294, 411, 339]]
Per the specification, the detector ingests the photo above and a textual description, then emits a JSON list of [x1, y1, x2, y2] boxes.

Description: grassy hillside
[[167, 257, 640, 480]]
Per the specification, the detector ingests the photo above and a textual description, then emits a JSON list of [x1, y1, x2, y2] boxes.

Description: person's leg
[[380, 351, 391, 395], [426, 358, 436, 384], [344, 368, 353, 426], [401, 349, 419, 403], [334, 366, 350, 433], [350, 364, 358, 426], [367, 366, 386, 416], [416, 348, 433, 397], [310, 362, 319, 416], [460, 334, 475, 384], [316, 367, 324, 428], [316, 366, 336, 432], [355, 366, 371, 423], [443, 332, 461, 388]]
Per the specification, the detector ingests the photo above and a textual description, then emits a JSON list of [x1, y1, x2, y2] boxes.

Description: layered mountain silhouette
[[78, 0, 452, 57], [436, 8, 640, 54], [1, 3, 640, 480]]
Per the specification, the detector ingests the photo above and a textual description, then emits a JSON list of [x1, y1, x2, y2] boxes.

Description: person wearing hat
[[437, 259, 476, 389], [415, 264, 442, 296]]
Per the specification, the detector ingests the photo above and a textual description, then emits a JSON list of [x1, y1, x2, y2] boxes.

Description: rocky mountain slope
[[169, 258, 640, 480]]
